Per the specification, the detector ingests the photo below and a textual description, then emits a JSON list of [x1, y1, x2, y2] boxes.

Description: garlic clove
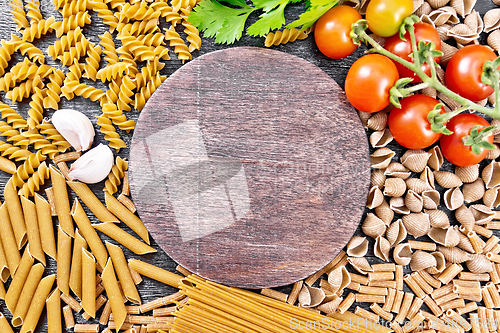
[[51, 109, 95, 151], [69, 144, 114, 184]]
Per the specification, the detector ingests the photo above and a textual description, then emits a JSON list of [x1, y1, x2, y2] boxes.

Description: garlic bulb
[[52, 109, 95, 151], [69, 144, 114, 184]]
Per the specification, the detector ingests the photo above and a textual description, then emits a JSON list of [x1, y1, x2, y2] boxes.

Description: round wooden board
[[129, 47, 370, 289]]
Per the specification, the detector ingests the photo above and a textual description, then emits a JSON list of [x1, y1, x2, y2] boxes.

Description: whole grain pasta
[[101, 258, 127, 331], [50, 166, 74, 237], [5, 249, 34, 313], [81, 248, 96, 318], [69, 229, 87, 300], [19, 274, 55, 333], [20, 195, 45, 266], [57, 226, 72, 296], [46, 288, 62, 333], [12, 263, 44, 327], [33, 193, 56, 259], [106, 241, 141, 305], [93, 222, 155, 255]]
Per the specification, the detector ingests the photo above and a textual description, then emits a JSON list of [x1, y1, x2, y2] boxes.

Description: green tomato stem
[[408, 24, 421, 70], [426, 55, 437, 81]]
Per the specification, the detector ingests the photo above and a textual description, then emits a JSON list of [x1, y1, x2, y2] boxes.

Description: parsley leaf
[[215, 10, 254, 44], [287, 0, 339, 29], [247, 2, 289, 36]]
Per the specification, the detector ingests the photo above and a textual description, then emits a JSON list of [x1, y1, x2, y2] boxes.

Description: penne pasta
[[129, 264, 143, 285], [128, 259, 183, 288], [71, 199, 108, 268], [62, 305, 74, 329], [93, 223, 155, 255], [355, 293, 385, 303], [105, 191, 149, 244], [392, 290, 405, 313], [354, 306, 379, 323], [34, 193, 56, 259], [382, 288, 396, 312], [411, 272, 433, 294], [57, 226, 72, 296], [19, 274, 55, 333], [69, 229, 87, 300], [0, 280, 5, 299], [101, 258, 127, 331], [0, 236, 10, 282], [106, 242, 141, 305], [44, 187, 57, 216], [418, 270, 441, 289], [81, 248, 96, 318], [46, 288, 62, 333], [50, 166, 74, 237], [121, 171, 130, 196], [67, 181, 117, 223], [0, 312, 14, 333], [0, 203, 21, 274], [260, 288, 288, 302], [57, 162, 73, 181], [457, 301, 478, 315], [394, 292, 413, 322], [12, 263, 44, 327], [20, 196, 45, 266], [368, 271, 394, 281], [4, 178, 27, 248], [5, 249, 34, 313]]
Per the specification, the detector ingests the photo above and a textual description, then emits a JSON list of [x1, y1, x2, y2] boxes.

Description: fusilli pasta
[[22, 128, 60, 159], [52, 11, 92, 37], [104, 156, 128, 194], [99, 31, 119, 65], [95, 115, 127, 152], [88, 0, 119, 32], [61, 81, 106, 102], [164, 25, 191, 62], [19, 161, 49, 197], [27, 86, 46, 129], [0, 120, 29, 146], [11, 150, 47, 188], [37, 120, 71, 152], [0, 140, 31, 161], [96, 62, 130, 83], [134, 72, 165, 111], [101, 103, 135, 131], [264, 28, 310, 47], [22, 16, 56, 42], [0, 101, 27, 130], [43, 68, 65, 109], [6, 75, 44, 102], [117, 75, 135, 111]]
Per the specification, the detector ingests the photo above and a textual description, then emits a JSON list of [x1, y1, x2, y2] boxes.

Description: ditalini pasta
[[105, 241, 141, 305], [128, 259, 183, 288], [101, 258, 127, 331], [20, 196, 45, 266], [5, 249, 34, 313], [69, 229, 87, 300], [71, 199, 108, 268], [34, 193, 56, 259], [50, 166, 74, 237], [12, 263, 44, 327], [81, 248, 96, 318], [67, 181, 118, 223], [93, 222, 155, 255], [57, 225, 72, 296], [0, 203, 20, 274], [46, 288, 62, 333], [19, 274, 55, 333], [4, 178, 27, 249]]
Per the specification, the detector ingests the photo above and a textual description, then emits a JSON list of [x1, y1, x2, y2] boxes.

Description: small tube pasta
[[81, 248, 96, 318], [101, 258, 127, 331], [46, 288, 62, 333], [93, 222, 155, 255], [5, 249, 34, 313], [62, 305, 74, 329], [19, 274, 55, 333], [34, 194, 56, 259], [128, 259, 183, 288], [71, 199, 108, 268], [106, 242, 141, 305], [20, 196, 45, 266], [57, 226, 72, 296], [104, 191, 149, 244], [12, 263, 45, 327], [67, 181, 118, 222], [4, 178, 27, 248], [50, 166, 74, 237], [69, 229, 87, 299], [0, 203, 21, 274]]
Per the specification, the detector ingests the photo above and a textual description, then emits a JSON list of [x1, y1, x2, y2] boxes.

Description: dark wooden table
[[0, 0, 497, 332]]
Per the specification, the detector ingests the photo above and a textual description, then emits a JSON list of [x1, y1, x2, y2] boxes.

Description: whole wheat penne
[[46, 288, 62, 333], [34, 194, 56, 260], [125, 305, 141, 315], [12, 263, 44, 327], [354, 306, 379, 323], [260, 288, 288, 302], [367, 280, 396, 288], [470, 313, 480, 333], [0, 236, 10, 282], [5, 249, 34, 312], [74, 324, 99, 333], [404, 274, 425, 299], [473, 225, 492, 238], [446, 309, 472, 331], [106, 242, 141, 305], [487, 222, 500, 229], [383, 288, 396, 312], [468, 231, 485, 254], [395, 265, 404, 290], [62, 305, 74, 329], [484, 237, 499, 254], [493, 310, 500, 331], [121, 172, 130, 196], [68, 229, 87, 300], [337, 292, 355, 314], [287, 280, 302, 305], [358, 285, 388, 295], [408, 240, 436, 251], [346, 281, 360, 291], [57, 226, 72, 296], [392, 290, 405, 313], [175, 265, 192, 277], [128, 259, 183, 288], [440, 298, 465, 312], [102, 259, 127, 330], [81, 248, 96, 318], [129, 264, 143, 285], [4, 178, 27, 249], [67, 181, 117, 222], [104, 191, 149, 244], [20, 196, 45, 266], [492, 244, 500, 254], [458, 272, 490, 281], [435, 292, 459, 306], [418, 271, 441, 289], [457, 302, 478, 315], [394, 293, 414, 322], [71, 199, 108, 268], [431, 284, 453, 300], [350, 272, 369, 285], [93, 223, 155, 255], [477, 307, 488, 333], [487, 252, 500, 264], [99, 301, 111, 325], [370, 303, 393, 321], [0, 312, 14, 333], [117, 193, 136, 213], [0, 203, 20, 274], [391, 321, 403, 333], [372, 263, 396, 272], [19, 274, 55, 333], [423, 295, 443, 316], [458, 293, 482, 302], [406, 297, 424, 320], [437, 263, 463, 285], [139, 292, 184, 313], [50, 166, 74, 237], [368, 271, 394, 281], [411, 272, 433, 294], [453, 279, 481, 290]]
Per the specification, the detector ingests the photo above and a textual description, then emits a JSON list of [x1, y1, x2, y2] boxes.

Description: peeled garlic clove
[[69, 144, 114, 184], [51, 109, 95, 151]]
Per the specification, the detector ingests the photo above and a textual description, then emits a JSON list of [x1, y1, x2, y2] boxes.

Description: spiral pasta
[[6, 75, 44, 102], [137, 33, 165, 48], [0, 40, 17, 76], [117, 75, 135, 111], [95, 115, 127, 152], [88, 0, 119, 32], [105, 0, 126, 10], [0, 102, 27, 130], [10, 59, 52, 82], [19, 161, 49, 197], [0, 73, 15, 92], [102, 103, 135, 132], [10, 0, 29, 31], [118, 18, 160, 36], [58, 35, 90, 65], [61, 81, 106, 102], [26, 0, 43, 22], [47, 26, 83, 59], [99, 31, 119, 65], [181, 17, 202, 53], [43, 68, 65, 110], [22, 128, 60, 159], [118, 1, 160, 21], [60, 0, 87, 18], [96, 62, 130, 83], [264, 28, 310, 47], [10, 35, 45, 64], [0, 121, 29, 146], [82, 45, 102, 81], [150, 1, 176, 17], [118, 31, 155, 61], [171, 0, 201, 13], [11, 150, 47, 188], [21, 16, 56, 42], [134, 72, 166, 111], [37, 120, 71, 153], [27, 87, 46, 129], [65, 59, 84, 84], [164, 25, 191, 62], [104, 77, 121, 104], [52, 11, 92, 37], [135, 57, 163, 88], [104, 156, 128, 194], [0, 140, 31, 161]]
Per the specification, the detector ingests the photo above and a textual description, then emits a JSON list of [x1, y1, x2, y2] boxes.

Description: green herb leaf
[[215, 11, 254, 44], [287, 0, 338, 29], [247, 2, 288, 36]]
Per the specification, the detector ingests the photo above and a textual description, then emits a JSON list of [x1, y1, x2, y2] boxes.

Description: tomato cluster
[[314, 2, 497, 167]]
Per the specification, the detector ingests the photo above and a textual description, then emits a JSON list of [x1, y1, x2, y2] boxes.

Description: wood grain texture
[[129, 47, 370, 288]]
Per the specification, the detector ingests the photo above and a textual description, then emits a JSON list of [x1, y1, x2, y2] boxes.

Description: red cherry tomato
[[345, 54, 399, 113], [314, 5, 362, 59], [445, 45, 496, 102], [440, 113, 493, 167], [365, 0, 413, 37], [388, 95, 444, 149], [384, 22, 441, 83]]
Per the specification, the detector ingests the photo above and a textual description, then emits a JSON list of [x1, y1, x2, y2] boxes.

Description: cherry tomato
[[384, 22, 441, 83], [440, 113, 493, 167], [445, 45, 496, 102], [365, 0, 413, 37], [388, 95, 444, 149], [314, 6, 362, 59], [345, 54, 399, 113]]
